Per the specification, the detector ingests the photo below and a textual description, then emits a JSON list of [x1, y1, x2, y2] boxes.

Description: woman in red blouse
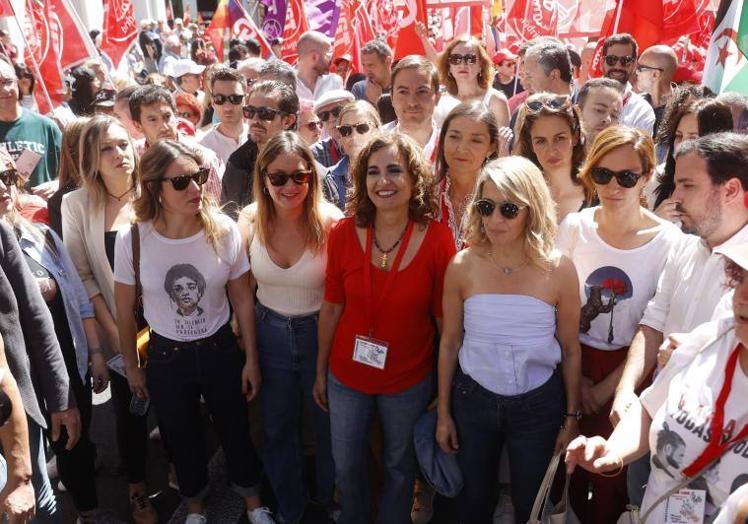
[[313, 132, 456, 524]]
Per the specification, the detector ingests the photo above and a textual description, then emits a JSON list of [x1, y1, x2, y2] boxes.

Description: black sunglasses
[[303, 121, 323, 131], [158, 167, 210, 190], [265, 170, 312, 187], [590, 167, 642, 188], [448, 53, 478, 65], [337, 122, 372, 137], [604, 55, 636, 67], [474, 199, 526, 219], [213, 94, 244, 105], [243, 105, 285, 121], [526, 96, 570, 112], [0, 168, 18, 186], [317, 106, 342, 123]]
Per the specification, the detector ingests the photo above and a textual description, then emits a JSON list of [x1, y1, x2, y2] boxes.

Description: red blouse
[[324, 217, 456, 394]]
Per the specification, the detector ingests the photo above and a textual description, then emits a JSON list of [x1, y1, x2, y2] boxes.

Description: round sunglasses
[[525, 96, 570, 112], [317, 106, 342, 123], [589, 167, 642, 188], [213, 94, 244, 106], [265, 170, 311, 187], [337, 122, 372, 138], [604, 55, 635, 67], [474, 199, 526, 219], [302, 121, 323, 132], [158, 167, 210, 190]]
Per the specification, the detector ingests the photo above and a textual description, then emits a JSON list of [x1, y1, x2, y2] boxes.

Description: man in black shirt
[[492, 48, 523, 100]]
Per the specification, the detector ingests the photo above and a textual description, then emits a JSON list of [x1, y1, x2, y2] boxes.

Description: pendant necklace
[[488, 250, 528, 275], [373, 223, 408, 269], [106, 187, 132, 202]]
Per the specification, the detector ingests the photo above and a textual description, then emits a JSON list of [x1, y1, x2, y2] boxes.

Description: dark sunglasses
[[317, 106, 342, 123], [525, 96, 570, 112], [265, 170, 312, 187], [243, 105, 285, 121], [303, 121, 323, 131], [337, 122, 372, 137], [213, 94, 244, 105], [590, 167, 642, 188], [448, 53, 478, 65], [158, 167, 210, 190], [474, 198, 526, 219], [604, 55, 636, 67], [0, 168, 18, 186]]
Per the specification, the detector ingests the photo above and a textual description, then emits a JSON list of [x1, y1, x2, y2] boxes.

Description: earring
[[263, 186, 269, 195]]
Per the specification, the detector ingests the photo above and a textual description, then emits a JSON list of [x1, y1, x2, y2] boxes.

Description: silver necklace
[[488, 251, 528, 275]]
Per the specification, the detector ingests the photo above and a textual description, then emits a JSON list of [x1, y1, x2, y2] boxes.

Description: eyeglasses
[[525, 96, 570, 112], [317, 106, 342, 123], [158, 167, 210, 190], [243, 105, 285, 121], [303, 120, 323, 132], [474, 198, 526, 219], [212, 94, 244, 105], [636, 64, 664, 73], [448, 54, 478, 65], [604, 55, 636, 67], [264, 170, 312, 186], [589, 167, 642, 188], [0, 168, 18, 186], [337, 122, 372, 137]]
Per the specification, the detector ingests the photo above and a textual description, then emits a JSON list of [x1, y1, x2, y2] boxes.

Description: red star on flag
[[716, 41, 732, 69]]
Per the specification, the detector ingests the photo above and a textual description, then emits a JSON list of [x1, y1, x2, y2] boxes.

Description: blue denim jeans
[[146, 324, 262, 501], [256, 303, 334, 523], [328, 371, 434, 524], [452, 368, 564, 524]]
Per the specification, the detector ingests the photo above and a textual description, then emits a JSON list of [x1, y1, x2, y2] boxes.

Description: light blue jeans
[[327, 371, 434, 524]]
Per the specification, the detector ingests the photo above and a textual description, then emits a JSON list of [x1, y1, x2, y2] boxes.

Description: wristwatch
[[564, 410, 583, 420]]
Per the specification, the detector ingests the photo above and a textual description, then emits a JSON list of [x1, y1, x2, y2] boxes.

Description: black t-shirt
[[493, 73, 524, 100], [105, 231, 117, 272]]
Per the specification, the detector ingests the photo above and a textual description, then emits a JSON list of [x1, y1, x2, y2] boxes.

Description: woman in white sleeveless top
[[238, 132, 343, 524]]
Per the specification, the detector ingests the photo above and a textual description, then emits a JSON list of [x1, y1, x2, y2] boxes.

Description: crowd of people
[[0, 14, 747, 524]]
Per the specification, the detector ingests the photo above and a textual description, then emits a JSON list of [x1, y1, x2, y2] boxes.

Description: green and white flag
[[703, 0, 748, 94]]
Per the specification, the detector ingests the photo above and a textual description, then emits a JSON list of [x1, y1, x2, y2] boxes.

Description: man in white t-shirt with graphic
[[198, 67, 249, 164]]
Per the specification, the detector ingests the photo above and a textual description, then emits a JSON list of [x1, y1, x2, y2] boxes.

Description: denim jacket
[[18, 223, 94, 381]]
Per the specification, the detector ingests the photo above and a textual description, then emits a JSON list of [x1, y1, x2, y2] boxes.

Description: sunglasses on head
[[158, 167, 210, 190], [0, 168, 18, 187], [265, 170, 312, 187], [604, 55, 636, 67], [525, 96, 570, 112], [337, 122, 372, 138], [448, 53, 478, 66], [243, 105, 284, 121], [589, 167, 642, 188], [303, 120, 323, 132], [317, 106, 342, 123], [213, 94, 244, 105], [474, 199, 526, 219]]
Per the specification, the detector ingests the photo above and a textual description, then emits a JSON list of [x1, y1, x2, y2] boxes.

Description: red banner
[[100, 0, 137, 68], [506, 0, 558, 42], [0, 0, 12, 17], [393, 0, 428, 59], [281, 0, 310, 63]]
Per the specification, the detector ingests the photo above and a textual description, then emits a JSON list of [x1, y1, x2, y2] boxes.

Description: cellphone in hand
[[129, 395, 150, 416]]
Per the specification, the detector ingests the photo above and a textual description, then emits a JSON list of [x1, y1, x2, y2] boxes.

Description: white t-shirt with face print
[[114, 214, 249, 341], [640, 317, 748, 523]]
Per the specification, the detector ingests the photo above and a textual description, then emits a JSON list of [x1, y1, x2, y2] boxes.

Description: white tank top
[[433, 89, 495, 128], [250, 237, 327, 317]]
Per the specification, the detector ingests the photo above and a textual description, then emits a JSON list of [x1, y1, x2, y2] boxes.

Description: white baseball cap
[[171, 59, 205, 78]]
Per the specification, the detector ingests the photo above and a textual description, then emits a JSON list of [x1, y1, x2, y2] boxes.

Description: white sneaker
[[185, 513, 207, 524], [148, 427, 161, 441], [247, 506, 275, 524], [411, 484, 435, 524]]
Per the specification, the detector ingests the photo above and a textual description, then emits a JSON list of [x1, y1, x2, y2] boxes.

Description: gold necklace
[[373, 223, 408, 269], [488, 250, 528, 275]]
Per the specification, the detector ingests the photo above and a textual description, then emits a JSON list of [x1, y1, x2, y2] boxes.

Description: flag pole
[[612, 0, 624, 34]]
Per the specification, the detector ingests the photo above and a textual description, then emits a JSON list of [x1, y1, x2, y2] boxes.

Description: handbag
[[131, 223, 149, 366], [527, 452, 581, 524]]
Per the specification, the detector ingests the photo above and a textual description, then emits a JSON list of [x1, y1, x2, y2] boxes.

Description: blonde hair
[[252, 132, 327, 252], [464, 156, 559, 270], [134, 140, 226, 253], [58, 117, 89, 188], [78, 115, 139, 206]]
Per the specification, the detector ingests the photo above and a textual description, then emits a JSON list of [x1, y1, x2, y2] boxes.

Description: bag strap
[[528, 452, 562, 522], [130, 223, 142, 310]]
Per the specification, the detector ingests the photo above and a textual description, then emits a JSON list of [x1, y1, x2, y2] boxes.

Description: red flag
[[281, 0, 310, 64], [206, 0, 273, 61], [364, 0, 400, 52], [470, 6, 483, 38], [0, 0, 13, 17], [393, 0, 429, 59], [506, 0, 558, 42], [662, 0, 711, 41], [100, 0, 138, 68], [332, 0, 356, 68]]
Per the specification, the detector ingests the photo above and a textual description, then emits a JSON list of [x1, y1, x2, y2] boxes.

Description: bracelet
[[564, 410, 582, 420], [599, 453, 624, 477]]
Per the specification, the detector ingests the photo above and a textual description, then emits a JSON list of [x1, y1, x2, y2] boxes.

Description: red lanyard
[[363, 221, 415, 337], [682, 343, 748, 476]]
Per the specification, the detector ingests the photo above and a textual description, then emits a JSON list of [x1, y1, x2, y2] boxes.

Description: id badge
[[353, 335, 389, 369], [664, 488, 706, 524]]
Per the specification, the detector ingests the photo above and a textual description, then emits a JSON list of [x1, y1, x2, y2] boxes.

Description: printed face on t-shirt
[[165, 263, 206, 320]]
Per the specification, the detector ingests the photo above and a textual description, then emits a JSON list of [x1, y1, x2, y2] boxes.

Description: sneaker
[[185, 513, 207, 524], [411, 484, 435, 524], [247, 506, 275, 524], [130, 492, 158, 524]]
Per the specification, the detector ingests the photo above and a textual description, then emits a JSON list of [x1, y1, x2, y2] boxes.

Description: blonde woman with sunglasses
[[436, 156, 581, 523]]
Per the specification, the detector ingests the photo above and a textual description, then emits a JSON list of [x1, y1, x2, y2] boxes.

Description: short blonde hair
[[464, 156, 559, 270]]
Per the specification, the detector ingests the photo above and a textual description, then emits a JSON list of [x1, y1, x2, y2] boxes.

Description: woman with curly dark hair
[[313, 132, 456, 524], [514, 92, 593, 222], [68, 67, 102, 117]]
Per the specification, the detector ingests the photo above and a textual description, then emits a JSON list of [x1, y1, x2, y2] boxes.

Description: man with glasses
[[221, 80, 298, 219], [636, 45, 678, 137], [601, 33, 656, 135], [198, 67, 249, 164], [492, 48, 523, 99], [310, 90, 354, 168], [295, 31, 343, 102], [172, 59, 207, 105]]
